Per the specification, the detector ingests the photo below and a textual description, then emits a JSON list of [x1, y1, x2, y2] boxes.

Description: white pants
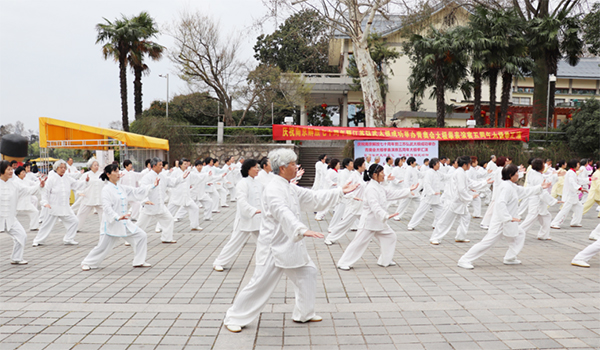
[[210, 191, 220, 212], [224, 253, 317, 326], [328, 202, 346, 231], [218, 188, 228, 207], [34, 213, 79, 244], [519, 212, 552, 239], [394, 196, 420, 220], [429, 208, 470, 242], [229, 186, 237, 202], [480, 201, 495, 227], [77, 205, 103, 231], [71, 194, 83, 212], [459, 224, 524, 264], [326, 214, 359, 243], [17, 209, 40, 231], [213, 229, 258, 267], [129, 201, 141, 220], [39, 206, 49, 224], [168, 201, 199, 229], [589, 223, 600, 240], [551, 201, 583, 227], [137, 207, 175, 242], [337, 227, 397, 268], [315, 208, 329, 220], [408, 202, 442, 230], [573, 239, 600, 263], [1, 222, 27, 262], [471, 196, 482, 218], [81, 230, 148, 268], [517, 199, 528, 218]]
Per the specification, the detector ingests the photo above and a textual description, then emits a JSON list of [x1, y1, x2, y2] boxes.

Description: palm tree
[[129, 13, 164, 119], [96, 14, 153, 131], [463, 14, 491, 126], [404, 27, 471, 127]]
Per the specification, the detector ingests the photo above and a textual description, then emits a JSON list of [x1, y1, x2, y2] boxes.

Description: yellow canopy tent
[[30, 157, 59, 162], [38, 117, 169, 172]]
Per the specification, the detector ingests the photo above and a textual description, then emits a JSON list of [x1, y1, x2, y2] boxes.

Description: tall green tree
[[582, 3, 600, 56], [404, 27, 471, 127], [128, 13, 164, 119], [254, 10, 337, 73], [96, 14, 152, 131], [561, 99, 600, 158]]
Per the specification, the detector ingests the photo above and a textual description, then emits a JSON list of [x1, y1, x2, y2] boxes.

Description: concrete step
[[297, 146, 346, 187]]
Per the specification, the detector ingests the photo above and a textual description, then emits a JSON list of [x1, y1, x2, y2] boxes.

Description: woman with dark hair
[[213, 159, 263, 272], [458, 164, 551, 269], [337, 164, 418, 270], [406, 158, 449, 230], [315, 159, 340, 221], [80, 164, 159, 271], [551, 159, 586, 229], [519, 159, 561, 240], [0, 160, 45, 265], [312, 154, 327, 190], [325, 157, 367, 245], [327, 158, 354, 232]]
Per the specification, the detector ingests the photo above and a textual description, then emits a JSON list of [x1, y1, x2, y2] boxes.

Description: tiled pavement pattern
[[1, 198, 599, 349]]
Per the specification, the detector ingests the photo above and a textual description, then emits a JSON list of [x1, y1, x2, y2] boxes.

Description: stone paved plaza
[[1, 200, 599, 350]]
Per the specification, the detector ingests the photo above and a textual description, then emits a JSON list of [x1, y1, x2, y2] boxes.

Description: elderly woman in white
[[519, 158, 561, 240], [81, 164, 158, 271], [315, 158, 340, 221], [393, 157, 422, 221], [223, 149, 358, 333], [327, 158, 354, 232], [77, 159, 105, 232], [407, 158, 449, 231], [0, 161, 44, 264], [186, 160, 213, 221], [167, 158, 203, 231], [458, 164, 551, 269], [213, 159, 264, 271], [551, 159, 587, 229], [14, 166, 41, 231], [337, 164, 418, 270], [33, 160, 88, 246]]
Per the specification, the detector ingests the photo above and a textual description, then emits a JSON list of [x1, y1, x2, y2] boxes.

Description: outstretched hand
[[487, 178, 494, 184], [410, 183, 419, 191], [153, 177, 160, 187], [389, 213, 399, 220], [541, 180, 551, 189], [303, 230, 324, 239], [342, 182, 359, 194]]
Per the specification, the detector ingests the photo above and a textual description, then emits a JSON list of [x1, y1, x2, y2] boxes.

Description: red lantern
[[321, 103, 328, 109], [484, 115, 490, 125], [567, 113, 572, 119]]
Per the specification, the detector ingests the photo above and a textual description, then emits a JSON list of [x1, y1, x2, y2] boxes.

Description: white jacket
[[101, 182, 154, 237], [41, 171, 87, 216], [446, 167, 475, 215], [16, 177, 40, 211], [562, 169, 583, 204], [190, 167, 210, 200], [357, 180, 412, 231], [168, 167, 195, 206], [256, 175, 343, 268], [493, 180, 542, 237], [525, 170, 558, 216], [79, 170, 104, 206], [139, 170, 182, 215], [233, 177, 263, 232], [1, 177, 40, 231], [421, 168, 448, 205]]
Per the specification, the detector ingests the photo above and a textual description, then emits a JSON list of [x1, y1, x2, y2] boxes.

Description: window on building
[[513, 97, 531, 105], [516, 87, 534, 93], [555, 88, 569, 94], [572, 89, 596, 95], [555, 99, 566, 106]]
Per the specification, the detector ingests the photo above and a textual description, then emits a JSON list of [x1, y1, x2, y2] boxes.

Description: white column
[[217, 122, 224, 144], [300, 103, 308, 126], [341, 94, 348, 127]]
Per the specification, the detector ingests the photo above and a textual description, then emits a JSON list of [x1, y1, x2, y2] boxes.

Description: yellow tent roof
[[39, 117, 169, 151]]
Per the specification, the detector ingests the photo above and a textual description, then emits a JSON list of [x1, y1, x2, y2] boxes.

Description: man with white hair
[[33, 159, 88, 246], [223, 148, 359, 333]]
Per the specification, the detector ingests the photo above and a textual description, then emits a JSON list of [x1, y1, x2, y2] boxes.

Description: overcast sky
[[0, 0, 275, 132]]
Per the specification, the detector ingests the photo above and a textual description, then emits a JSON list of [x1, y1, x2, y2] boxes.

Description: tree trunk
[[223, 97, 235, 126], [532, 56, 548, 127], [499, 71, 512, 127], [353, 39, 385, 127], [473, 71, 483, 125], [547, 53, 558, 130], [435, 62, 445, 127], [134, 66, 143, 119], [118, 52, 129, 132], [488, 68, 498, 127]]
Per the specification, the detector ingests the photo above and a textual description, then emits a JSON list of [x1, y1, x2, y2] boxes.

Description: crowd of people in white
[[0, 148, 598, 333]]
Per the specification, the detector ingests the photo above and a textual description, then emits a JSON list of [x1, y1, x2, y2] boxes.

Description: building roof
[[557, 58, 600, 79]]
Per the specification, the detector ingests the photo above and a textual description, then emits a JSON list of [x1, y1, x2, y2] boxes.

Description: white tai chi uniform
[[480, 166, 504, 228], [224, 175, 344, 327], [167, 167, 200, 229], [393, 166, 421, 220], [326, 171, 366, 243], [407, 168, 447, 230], [16, 176, 41, 231], [337, 180, 412, 268], [213, 176, 263, 268], [572, 232, 600, 264], [519, 171, 558, 239], [459, 180, 543, 266], [1, 177, 40, 262], [577, 167, 591, 203], [468, 166, 488, 218], [34, 171, 87, 245], [315, 168, 338, 220], [185, 167, 213, 221], [228, 162, 242, 202], [136, 169, 182, 242], [255, 169, 275, 188], [429, 167, 475, 243], [328, 168, 353, 231], [312, 161, 326, 190], [119, 168, 143, 220], [81, 182, 155, 268], [77, 170, 105, 231], [66, 163, 83, 212], [215, 166, 230, 208], [551, 168, 584, 228]]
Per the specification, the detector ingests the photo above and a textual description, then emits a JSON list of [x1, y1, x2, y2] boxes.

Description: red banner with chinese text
[[272, 125, 529, 142]]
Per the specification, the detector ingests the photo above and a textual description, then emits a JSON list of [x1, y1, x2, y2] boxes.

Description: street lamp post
[[546, 74, 556, 132], [159, 74, 169, 118]]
